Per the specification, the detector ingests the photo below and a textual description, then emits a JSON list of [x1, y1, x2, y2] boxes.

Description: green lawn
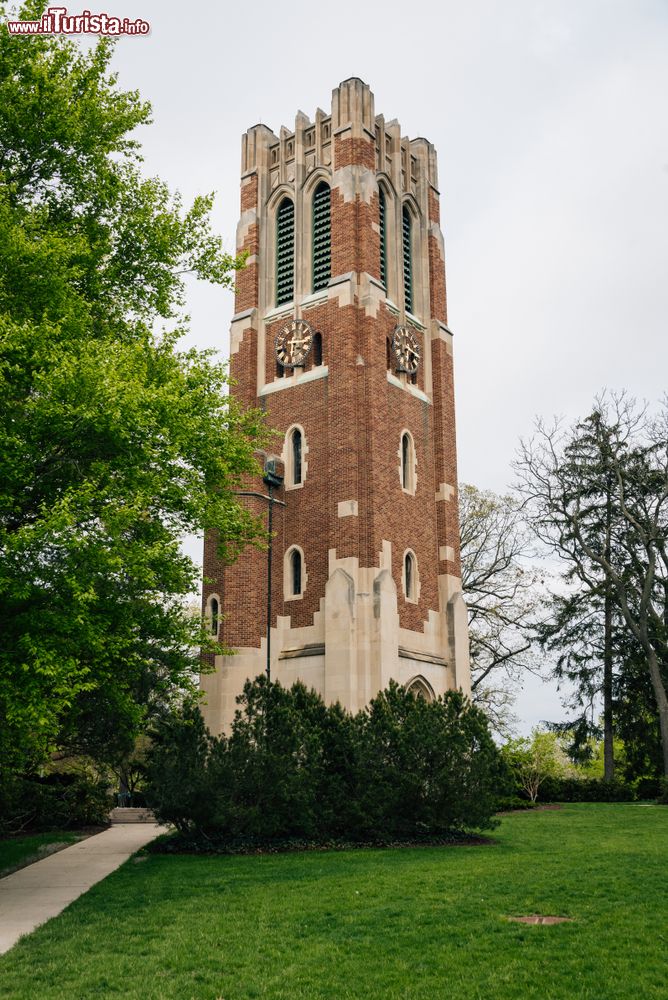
[[0, 804, 666, 999], [0, 831, 81, 878]]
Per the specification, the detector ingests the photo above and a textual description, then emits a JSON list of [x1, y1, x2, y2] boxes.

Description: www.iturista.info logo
[[6, 7, 150, 35]]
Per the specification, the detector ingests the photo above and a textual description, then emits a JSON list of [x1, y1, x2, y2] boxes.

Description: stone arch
[[406, 675, 435, 702]]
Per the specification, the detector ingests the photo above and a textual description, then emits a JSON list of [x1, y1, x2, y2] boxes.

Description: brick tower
[[201, 78, 470, 733]]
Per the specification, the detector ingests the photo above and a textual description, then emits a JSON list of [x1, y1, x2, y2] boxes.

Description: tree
[[516, 395, 668, 776], [533, 417, 627, 781], [0, 5, 268, 773], [501, 730, 571, 802], [459, 483, 543, 733], [537, 580, 629, 780]]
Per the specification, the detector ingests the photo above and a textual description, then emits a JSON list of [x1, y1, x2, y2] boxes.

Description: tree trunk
[[646, 647, 668, 778], [603, 590, 615, 781], [603, 479, 615, 781]]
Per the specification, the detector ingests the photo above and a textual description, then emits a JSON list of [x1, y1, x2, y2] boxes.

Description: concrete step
[[108, 807, 157, 825]]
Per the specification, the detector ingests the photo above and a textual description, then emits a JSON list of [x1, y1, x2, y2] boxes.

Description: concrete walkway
[[0, 823, 169, 955]]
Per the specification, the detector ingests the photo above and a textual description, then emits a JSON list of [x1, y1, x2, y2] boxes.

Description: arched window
[[284, 425, 307, 489], [404, 550, 417, 601], [312, 182, 331, 292], [405, 552, 413, 598], [284, 546, 305, 599], [208, 596, 219, 636], [291, 429, 302, 486], [291, 548, 302, 596], [402, 205, 413, 313], [276, 197, 295, 305], [406, 677, 435, 702], [399, 430, 416, 494], [379, 186, 387, 289], [401, 433, 410, 489], [312, 332, 323, 367]]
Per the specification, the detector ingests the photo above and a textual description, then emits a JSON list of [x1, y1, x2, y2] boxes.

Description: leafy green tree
[[0, 5, 268, 773], [502, 731, 571, 802]]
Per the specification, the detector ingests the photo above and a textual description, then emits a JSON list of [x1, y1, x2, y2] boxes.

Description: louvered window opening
[[379, 187, 387, 289], [312, 183, 331, 291], [402, 206, 413, 313], [276, 198, 295, 305]]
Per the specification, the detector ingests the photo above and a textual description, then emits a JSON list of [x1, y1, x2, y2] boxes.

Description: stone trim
[[260, 365, 328, 396], [338, 500, 358, 517], [230, 310, 256, 357], [435, 482, 455, 502], [399, 648, 446, 667], [263, 302, 295, 323], [279, 643, 325, 660], [236, 208, 258, 250], [386, 371, 430, 404]]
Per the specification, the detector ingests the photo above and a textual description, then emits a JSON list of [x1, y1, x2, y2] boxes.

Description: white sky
[[96, 0, 668, 733]]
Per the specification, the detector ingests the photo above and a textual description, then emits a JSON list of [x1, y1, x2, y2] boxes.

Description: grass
[[0, 831, 82, 878], [0, 804, 666, 999]]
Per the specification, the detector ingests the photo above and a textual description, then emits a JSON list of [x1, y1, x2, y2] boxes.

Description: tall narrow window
[[276, 197, 294, 305], [404, 552, 414, 599], [292, 429, 302, 485], [379, 186, 387, 289], [386, 337, 392, 372], [209, 597, 219, 635], [401, 433, 410, 489], [312, 332, 323, 366], [400, 430, 416, 494], [402, 205, 413, 313], [312, 182, 331, 291], [291, 549, 302, 596]]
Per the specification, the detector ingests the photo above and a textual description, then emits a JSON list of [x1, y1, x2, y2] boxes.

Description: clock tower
[[201, 78, 470, 732]]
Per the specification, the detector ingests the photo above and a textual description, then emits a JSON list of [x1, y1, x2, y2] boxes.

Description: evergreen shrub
[[145, 678, 504, 848]]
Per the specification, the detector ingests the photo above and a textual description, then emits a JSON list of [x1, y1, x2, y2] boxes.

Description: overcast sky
[[95, 0, 668, 732]]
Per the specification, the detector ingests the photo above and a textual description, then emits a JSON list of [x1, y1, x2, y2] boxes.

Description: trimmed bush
[[145, 678, 504, 846], [534, 776, 634, 803]]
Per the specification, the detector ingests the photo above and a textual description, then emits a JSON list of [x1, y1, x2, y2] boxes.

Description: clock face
[[275, 319, 314, 368], [392, 325, 421, 375]]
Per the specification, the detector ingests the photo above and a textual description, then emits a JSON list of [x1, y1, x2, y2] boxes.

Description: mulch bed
[[496, 804, 563, 816], [147, 831, 496, 856]]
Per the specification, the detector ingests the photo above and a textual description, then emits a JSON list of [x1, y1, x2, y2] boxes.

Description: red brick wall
[[203, 127, 463, 652]]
